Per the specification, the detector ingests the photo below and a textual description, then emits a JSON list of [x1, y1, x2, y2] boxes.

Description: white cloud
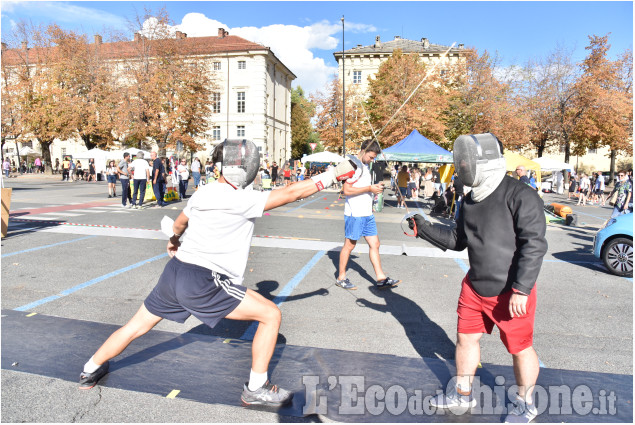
[[172, 13, 376, 96]]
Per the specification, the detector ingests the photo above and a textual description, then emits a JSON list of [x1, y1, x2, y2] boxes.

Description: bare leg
[[455, 332, 483, 390], [512, 346, 540, 401], [93, 304, 162, 365], [337, 238, 357, 280], [365, 235, 385, 281], [225, 289, 281, 373]]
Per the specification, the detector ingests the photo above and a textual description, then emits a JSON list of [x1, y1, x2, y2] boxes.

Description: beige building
[[2, 29, 296, 166], [333, 35, 466, 95]]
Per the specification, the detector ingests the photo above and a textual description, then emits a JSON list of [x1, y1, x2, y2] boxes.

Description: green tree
[[290, 86, 314, 159]]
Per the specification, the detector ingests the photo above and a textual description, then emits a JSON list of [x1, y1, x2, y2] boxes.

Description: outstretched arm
[[264, 161, 356, 211], [408, 214, 466, 251]]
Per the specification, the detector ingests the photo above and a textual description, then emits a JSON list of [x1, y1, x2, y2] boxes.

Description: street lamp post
[[341, 15, 346, 157]]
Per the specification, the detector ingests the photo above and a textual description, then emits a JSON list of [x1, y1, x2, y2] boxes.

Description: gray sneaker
[[241, 381, 293, 407], [504, 396, 537, 423], [335, 278, 357, 290], [429, 385, 476, 414]]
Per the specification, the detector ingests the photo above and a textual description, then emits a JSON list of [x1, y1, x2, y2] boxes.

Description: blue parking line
[[285, 195, 324, 213], [2, 236, 97, 258], [454, 258, 470, 273], [240, 250, 326, 340], [14, 253, 168, 312]]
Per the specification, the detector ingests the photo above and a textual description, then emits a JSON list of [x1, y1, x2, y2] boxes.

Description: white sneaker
[[429, 386, 476, 414], [504, 396, 537, 423]]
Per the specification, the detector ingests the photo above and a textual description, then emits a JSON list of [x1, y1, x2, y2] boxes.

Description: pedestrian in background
[[130, 152, 151, 209], [117, 153, 133, 208], [608, 170, 632, 218], [151, 151, 167, 207], [576, 173, 590, 206], [62, 157, 70, 181], [177, 158, 190, 200], [106, 160, 117, 198], [87, 158, 97, 182], [191, 157, 202, 189], [3, 157, 10, 178], [396, 165, 409, 209]]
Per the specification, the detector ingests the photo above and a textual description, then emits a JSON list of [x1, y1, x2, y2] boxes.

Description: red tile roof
[[2, 34, 270, 65]]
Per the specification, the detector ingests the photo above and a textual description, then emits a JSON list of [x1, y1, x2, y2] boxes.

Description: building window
[[559, 145, 566, 153], [237, 92, 245, 113], [353, 71, 362, 84], [237, 125, 245, 137], [213, 62, 221, 71], [61, 148, 66, 157], [212, 93, 221, 114], [588, 148, 597, 154], [212, 126, 221, 141], [238, 61, 246, 70]]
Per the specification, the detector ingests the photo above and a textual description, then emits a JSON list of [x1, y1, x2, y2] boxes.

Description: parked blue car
[[593, 213, 633, 277]]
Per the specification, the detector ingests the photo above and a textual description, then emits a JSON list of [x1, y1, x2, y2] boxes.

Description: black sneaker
[[79, 361, 109, 390], [241, 380, 293, 407], [335, 278, 357, 290], [375, 277, 401, 289]]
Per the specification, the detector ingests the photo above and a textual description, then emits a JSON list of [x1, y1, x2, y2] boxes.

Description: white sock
[[247, 369, 268, 391], [83, 356, 101, 374]]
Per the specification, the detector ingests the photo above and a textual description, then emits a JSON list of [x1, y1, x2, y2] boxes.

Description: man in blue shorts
[[336, 139, 401, 290], [78, 139, 356, 407]]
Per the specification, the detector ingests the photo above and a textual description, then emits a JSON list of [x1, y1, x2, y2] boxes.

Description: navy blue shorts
[[107, 175, 116, 184], [144, 257, 246, 328], [344, 215, 378, 241]]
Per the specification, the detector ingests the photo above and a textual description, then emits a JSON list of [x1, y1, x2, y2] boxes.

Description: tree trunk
[[609, 149, 617, 184], [81, 134, 97, 151], [40, 139, 53, 174]]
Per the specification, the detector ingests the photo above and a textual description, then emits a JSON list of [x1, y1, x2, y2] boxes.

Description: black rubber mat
[[2, 309, 632, 422]]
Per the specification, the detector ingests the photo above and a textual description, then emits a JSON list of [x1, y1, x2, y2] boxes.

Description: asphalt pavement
[[1, 174, 632, 422]]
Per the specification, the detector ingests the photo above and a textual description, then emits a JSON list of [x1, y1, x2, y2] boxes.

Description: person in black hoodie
[[408, 133, 547, 423]]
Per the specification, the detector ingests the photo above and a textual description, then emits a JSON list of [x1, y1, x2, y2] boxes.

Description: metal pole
[[341, 16, 345, 157]]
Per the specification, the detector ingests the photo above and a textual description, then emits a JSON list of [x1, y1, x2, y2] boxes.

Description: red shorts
[[456, 274, 536, 354]]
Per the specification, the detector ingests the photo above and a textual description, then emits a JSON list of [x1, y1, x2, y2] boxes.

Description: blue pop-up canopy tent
[[381, 129, 453, 163]]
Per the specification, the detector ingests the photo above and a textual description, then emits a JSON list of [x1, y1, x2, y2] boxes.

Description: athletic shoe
[[79, 361, 109, 390], [241, 380, 293, 407], [335, 278, 357, 290], [504, 396, 537, 423], [429, 386, 476, 413], [375, 277, 401, 289]]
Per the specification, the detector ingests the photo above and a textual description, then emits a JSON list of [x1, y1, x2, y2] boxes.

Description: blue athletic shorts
[[344, 215, 378, 241], [144, 256, 246, 329], [107, 175, 116, 184]]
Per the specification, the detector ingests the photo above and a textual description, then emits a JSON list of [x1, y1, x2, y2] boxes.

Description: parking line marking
[[454, 258, 470, 273], [166, 390, 180, 399], [14, 253, 168, 311], [2, 236, 97, 258], [240, 250, 326, 341], [285, 196, 324, 213], [26, 313, 37, 317]]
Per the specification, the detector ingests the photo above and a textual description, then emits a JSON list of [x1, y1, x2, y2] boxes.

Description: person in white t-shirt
[[129, 152, 151, 209], [576, 173, 591, 206], [78, 139, 356, 408], [336, 139, 401, 291], [177, 158, 190, 200], [190, 157, 202, 188]]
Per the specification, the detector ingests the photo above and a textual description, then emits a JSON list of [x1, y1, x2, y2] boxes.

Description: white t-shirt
[[344, 162, 373, 217], [176, 183, 270, 283], [130, 159, 150, 180], [191, 160, 201, 173], [177, 164, 189, 180]]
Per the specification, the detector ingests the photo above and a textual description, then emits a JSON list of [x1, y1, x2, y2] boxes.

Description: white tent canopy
[[301, 151, 346, 164], [19, 147, 40, 156], [73, 148, 111, 173], [107, 148, 152, 160], [532, 157, 574, 171]]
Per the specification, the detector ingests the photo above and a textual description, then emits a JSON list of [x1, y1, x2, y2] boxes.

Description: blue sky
[[1, 1, 632, 95]]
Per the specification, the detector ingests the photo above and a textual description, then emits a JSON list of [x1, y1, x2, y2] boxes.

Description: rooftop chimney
[[394, 35, 401, 40], [374, 35, 381, 48], [458, 43, 464, 49], [1, 42, 7, 51], [94, 34, 102, 45], [218, 28, 228, 38], [134, 32, 142, 43], [21, 41, 28, 50], [421, 38, 430, 48], [175, 31, 187, 39]]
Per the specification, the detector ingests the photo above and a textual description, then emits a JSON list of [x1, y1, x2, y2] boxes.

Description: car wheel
[[602, 237, 633, 277]]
